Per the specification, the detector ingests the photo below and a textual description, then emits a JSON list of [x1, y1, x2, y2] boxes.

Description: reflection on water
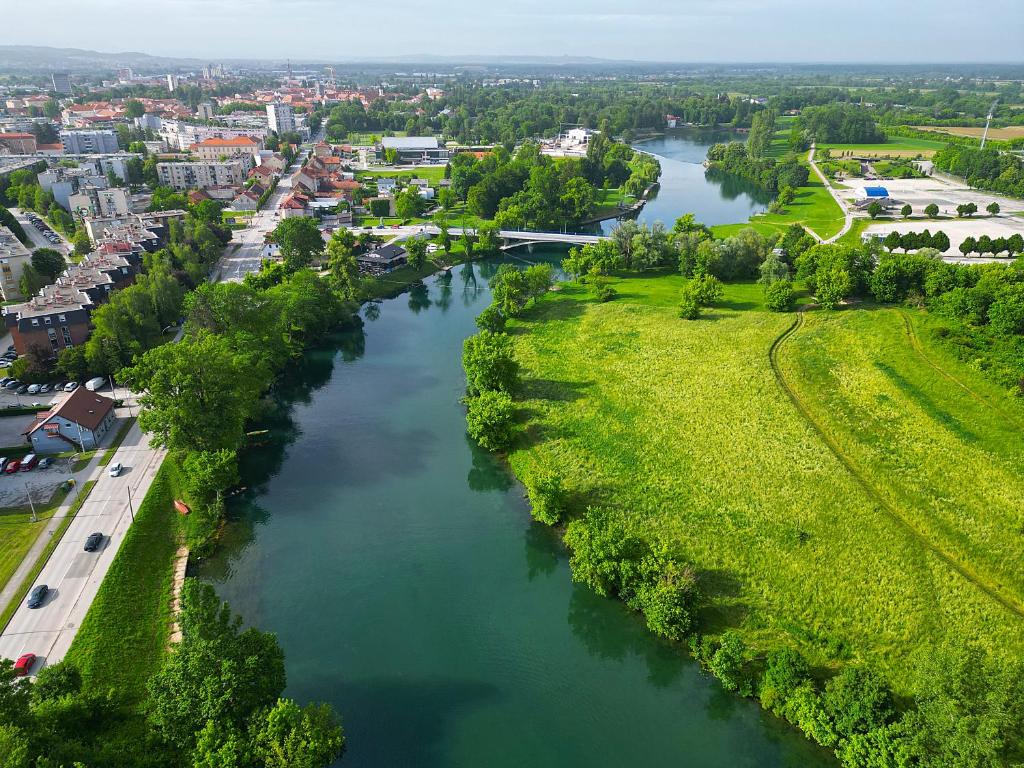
[[197, 261, 834, 768]]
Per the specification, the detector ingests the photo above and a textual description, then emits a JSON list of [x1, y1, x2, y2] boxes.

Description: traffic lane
[[0, 423, 164, 666]]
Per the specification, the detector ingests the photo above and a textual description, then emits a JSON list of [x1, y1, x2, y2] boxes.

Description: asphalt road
[[0, 419, 166, 673], [10, 208, 72, 255]]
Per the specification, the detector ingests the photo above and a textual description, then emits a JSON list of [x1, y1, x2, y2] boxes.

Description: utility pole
[[26, 484, 37, 523], [127, 483, 134, 523]]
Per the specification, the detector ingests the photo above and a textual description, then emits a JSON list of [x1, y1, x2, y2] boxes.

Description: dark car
[[84, 532, 104, 552], [15, 384, 28, 395], [4, 380, 21, 390], [27, 584, 48, 609]]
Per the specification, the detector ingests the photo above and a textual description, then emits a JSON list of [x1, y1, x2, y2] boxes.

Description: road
[[0, 417, 166, 672], [806, 144, 853, 244], [10, 208, 72, 255]]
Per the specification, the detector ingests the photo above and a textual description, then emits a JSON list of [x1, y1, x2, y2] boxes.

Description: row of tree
[[933, 144, 1024, 198]]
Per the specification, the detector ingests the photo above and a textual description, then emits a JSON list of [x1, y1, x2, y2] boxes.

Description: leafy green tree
[[760, 647, 812, 714], [122, 330, 271, 453], [368, 198, 390, 217], [956, 202, 978, 217], [394, 188, 423, 220], [325, 229, 360, 301], [72, 228, 91, 256], [31, 248, 66, 281], [475, 304, 506, 333], [180, 449, 240, 530], [959, 236, 977, 257], [764, 280, 796, 312], [823, 667, 895, 739], [709, 632, 753, 696], [759, 250, 790, 284], [986, 202, 1000, 216], [815, 264, 853, 309], [678, 287, 701, 319], [462, 330, 518, 395], [405, 237, 427, 270], [250, 699, 345, 768], [272, 217, 324, 273], [867, 200, 883, 219], [18, 264, 46, 297], [523, 468, 565, 525], [465, 390, 515, 451], [924, 203, 939, 218], [475, 221, 500, 256], [900, 204, 913, 218], [563, 506, 649, 598], [148, 580, 286, 752]]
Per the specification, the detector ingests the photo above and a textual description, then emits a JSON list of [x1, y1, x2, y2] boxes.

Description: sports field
[[507, 276, 1024, 692], [818, 135, 948, 159]]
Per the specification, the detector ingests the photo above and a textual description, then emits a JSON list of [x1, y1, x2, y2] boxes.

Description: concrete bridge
[[420, 225, 608, 248]]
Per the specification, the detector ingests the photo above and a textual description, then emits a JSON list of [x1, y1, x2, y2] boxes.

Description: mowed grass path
[[508, 276, 1024, 690]]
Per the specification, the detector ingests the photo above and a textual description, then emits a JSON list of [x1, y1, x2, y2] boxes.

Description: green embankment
[[66, 461, 182, 700], [507, 275, 1024, 693]]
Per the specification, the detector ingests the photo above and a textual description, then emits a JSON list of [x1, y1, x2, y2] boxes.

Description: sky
[[4, 0, 1024, 63]]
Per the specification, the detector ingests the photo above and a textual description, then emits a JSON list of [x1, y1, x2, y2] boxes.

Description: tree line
[[933, 144, 1024, 199]]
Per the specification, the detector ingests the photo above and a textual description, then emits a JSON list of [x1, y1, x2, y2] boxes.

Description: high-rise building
[[167, 74, 179, 91], [266, 102, 295, 135], [51, 72, 72, 94], [196, 102, 215, 120], [59, 130, 120, 154]]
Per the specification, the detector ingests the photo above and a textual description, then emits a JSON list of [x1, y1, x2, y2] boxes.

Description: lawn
[[818, 135, 947, 159], [357, 165, 447, 185], [66, 460, 181, 700], [506, 276, 1024, 693]]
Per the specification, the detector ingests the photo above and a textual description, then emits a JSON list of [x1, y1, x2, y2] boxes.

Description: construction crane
[[980, 99, 998, 149]]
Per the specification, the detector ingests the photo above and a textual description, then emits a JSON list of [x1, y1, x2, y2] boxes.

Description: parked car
[[15, 385, 28, 395], [27, 584, 47, 608], [52, 381, 66, 391], [14, 653, 36, 677], [108, 462, 123, 477], [39, 384, 50, 393], [85, 377, 106, 392], [20, 454, 37, 471], [4, 380, 21, 389], [37, 457, 53, 469], [0, 361, 10, 369], [5, 460, 20, 474], [0, 377, 11, 386], [0, 457, 8, 472], [27, 384, 40, 395], [84, 532, 103, 552], [64, 382, 78, 392]]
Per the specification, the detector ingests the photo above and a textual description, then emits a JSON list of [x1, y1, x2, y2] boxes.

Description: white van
[[85, 377, 107, 392]]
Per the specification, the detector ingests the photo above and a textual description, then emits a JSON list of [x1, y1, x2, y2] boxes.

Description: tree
[[759, 250, 790, 284], [523, 468, 565, 525], [883, 231, 902, 252], [764, 280, 796, 312], [475, 221, 500, 256], [932, 231, 950, 253], [124, 100, 145, 119], [867, 200, 883, 219], [122, 330, 271, 453], [956, 202, 978, 217], [18, 264, 46, 298], [959, 236, 977, 257], [986, 202, 1000, 216], [465, 390, 515, 451], [325, 229, 360, 301], [72, 228, 91, 256], [148, 580, 286, 751], [394, 188, 422, 220], [30, 248, 66, 281], [368, 198, 390, 218], [272, 217, 323, 272], [462, 330, 518, 395], [405, 237, 427, 270], [816, 264, 853, 309], [250, 699, 345, 768], [924, 203, 939, 218], [180, 449, 239, 527], [709, 632, 752, 696], [900, 204, 913, 218]]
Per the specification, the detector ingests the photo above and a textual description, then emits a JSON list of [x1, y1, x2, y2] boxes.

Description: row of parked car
[[0, 377, 78, 396], [0, 454, 52, 475], [25, 212, 64, 247]]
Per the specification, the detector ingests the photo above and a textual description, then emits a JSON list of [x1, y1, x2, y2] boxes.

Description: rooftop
[[28, 387, 115, 435]]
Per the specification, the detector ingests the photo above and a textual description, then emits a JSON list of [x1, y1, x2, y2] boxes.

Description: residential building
[[190, 135, 262, 162], [157, 160, 247, 190], [59, 129, 119, 154], [267, 102, 295, 134], [357, 243, 407, 272], [24, 387, 116, 454], [51, 72, 72, 94], [0, 132, 37, 154], [196, 101, 215, 120], [380, 136, 449, 165], [68, 185, 132, 217], [0, 226, 31, 302], [82, 210, 185, 249], [3, 246, 141, 355], [167, 74, 179, 91], [157, 119, 268, 151]]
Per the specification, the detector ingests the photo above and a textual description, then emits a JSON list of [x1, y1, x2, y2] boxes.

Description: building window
[[44, 316, 52, 325], [31, 318, 39, 326], [61, 326, 72, 347], [58, 314, 66, 322], [47, 327, 58, 351]]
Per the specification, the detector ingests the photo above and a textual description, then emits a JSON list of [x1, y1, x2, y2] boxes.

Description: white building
[[267, 102, 295, 134], [68, 186, 132, 218], [0, 226, 32, 302], [197, 102, 215, 120], [157, 160, 246, 190], [157, 119, 268, 151], [51, 72, 72, 94], [166, 74, 179, 91], [60, 130, 119, 154]]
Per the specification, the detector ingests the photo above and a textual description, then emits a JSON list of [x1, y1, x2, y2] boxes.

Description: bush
[[678, 291, 701, 319], [760, 647, 812, 713], [462, 330, 519, 395], [475, 303, 507, 333], [523, 467, 565, 525], [631, 556, 698, 641], [465, 390, 515, 451], [709, 631, 753, 696], [764, 280, 796, 312]]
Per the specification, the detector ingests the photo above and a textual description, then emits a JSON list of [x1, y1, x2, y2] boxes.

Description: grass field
[[66, 461, 181, 700], [507, 276, 1024, 692], [914, 125, 1024, 141], [818, 135, 947, 159], [358, 165, 447, 185]]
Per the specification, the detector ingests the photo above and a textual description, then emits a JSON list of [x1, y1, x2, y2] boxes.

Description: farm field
[[914, 125, 1024, 141], [507, 275, 1024, 693]]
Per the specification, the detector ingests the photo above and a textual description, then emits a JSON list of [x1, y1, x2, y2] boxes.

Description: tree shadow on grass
[[718, 299, 758, 311], [518, 377, 591, 403], [694, 568, 750, 635]]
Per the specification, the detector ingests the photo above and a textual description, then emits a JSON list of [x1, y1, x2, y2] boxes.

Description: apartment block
[[157, 160, 246, 190]]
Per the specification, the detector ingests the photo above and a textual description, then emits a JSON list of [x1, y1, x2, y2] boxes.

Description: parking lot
[[10, 207, 71, 254], [861, 215, 1024, 257], [836, 175, 1024, 219]]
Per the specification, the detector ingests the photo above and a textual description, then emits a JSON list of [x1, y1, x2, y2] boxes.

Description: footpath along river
[[197, 255, 834, 766]]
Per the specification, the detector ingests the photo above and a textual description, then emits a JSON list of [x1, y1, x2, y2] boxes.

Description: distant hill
[[0, 45, 205, 72]]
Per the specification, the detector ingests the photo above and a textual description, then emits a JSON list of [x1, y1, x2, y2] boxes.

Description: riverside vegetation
[[461, 214, 1024, 767]]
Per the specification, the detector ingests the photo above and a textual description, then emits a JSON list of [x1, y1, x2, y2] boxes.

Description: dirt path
[[769, 309, 1024, 620]]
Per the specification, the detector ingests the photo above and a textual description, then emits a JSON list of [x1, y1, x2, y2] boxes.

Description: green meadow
[[507, 275, 1024, 692]]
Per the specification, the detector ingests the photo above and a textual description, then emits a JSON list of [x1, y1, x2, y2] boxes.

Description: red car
[[14, 653, 36, 676], [4, 460, 20, 474]]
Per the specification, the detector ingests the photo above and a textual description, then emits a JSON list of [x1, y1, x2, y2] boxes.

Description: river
[[601, 127, 773, 233], [198, 251, 834, 766]]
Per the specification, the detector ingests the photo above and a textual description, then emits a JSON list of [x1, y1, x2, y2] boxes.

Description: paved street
[[0, 417, 166, 672], [10, 207, 72, 255]]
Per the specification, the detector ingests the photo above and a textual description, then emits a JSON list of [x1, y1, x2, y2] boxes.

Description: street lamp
[[26, 483, 37, 523], [127, 483, 134, 523]]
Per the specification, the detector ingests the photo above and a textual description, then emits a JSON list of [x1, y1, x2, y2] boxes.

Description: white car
[[85, 377, 107, 392], [27, 384, 40, 395], [108, 462, 123, 477], [0, 360, 10, 369], [64, 382, 78, 392]]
